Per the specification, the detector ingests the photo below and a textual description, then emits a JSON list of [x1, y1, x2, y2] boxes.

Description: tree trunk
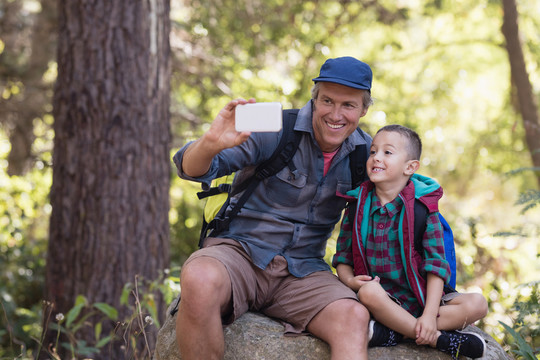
[[45, 1, 171, 359], [501, 0, 540, 187]]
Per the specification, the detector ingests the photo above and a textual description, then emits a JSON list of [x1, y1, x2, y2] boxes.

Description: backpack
[[196, 108, 371, 246]]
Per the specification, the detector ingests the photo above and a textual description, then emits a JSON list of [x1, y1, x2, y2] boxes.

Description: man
[[173, 56, 374, 360]]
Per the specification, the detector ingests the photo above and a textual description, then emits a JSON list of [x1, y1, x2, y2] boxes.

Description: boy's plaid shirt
[[333, 194, 450, 316]]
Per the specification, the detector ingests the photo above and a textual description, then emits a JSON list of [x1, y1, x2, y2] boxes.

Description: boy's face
[[367, 131, 418, 187], [312, 82, 368, 153]]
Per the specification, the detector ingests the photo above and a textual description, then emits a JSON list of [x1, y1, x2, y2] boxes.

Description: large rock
[[154, 299, 510, 360]]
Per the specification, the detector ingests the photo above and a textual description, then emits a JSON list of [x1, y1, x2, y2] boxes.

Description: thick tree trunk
[[45, 1, 171, 359], [501, 0, 540, 187]]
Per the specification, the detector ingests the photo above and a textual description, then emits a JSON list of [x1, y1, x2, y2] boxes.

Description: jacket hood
[[410, 174, 443, 213]]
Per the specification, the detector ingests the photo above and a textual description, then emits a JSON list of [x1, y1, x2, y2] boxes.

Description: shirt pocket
[[264, 167, 308, 207], [315, 180, 350, 221]]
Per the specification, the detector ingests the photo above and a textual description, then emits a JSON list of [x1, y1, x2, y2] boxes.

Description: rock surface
[[154, 299, 510, 360]]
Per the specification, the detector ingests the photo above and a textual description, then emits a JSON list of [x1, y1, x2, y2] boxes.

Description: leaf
[[96, 335, 114, 348], [144, 298, 161, 328], [65, 303, 85, 329], [74, 294, 87, 306], [498, 321, 537, 360], [94, 321, 102, 340], [120, 282, 133, 306], [93, 302, 118, 320]]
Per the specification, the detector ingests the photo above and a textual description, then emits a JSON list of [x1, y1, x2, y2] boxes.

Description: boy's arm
[[336, 264, 374, 292], [332, 206, 354, 268], [415, 273, 444, 345], [422, 212, 451, 284], [336, 264, 356, 289]]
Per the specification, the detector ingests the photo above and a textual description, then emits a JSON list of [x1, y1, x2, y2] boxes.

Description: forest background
[[0, 0, 539, 359]]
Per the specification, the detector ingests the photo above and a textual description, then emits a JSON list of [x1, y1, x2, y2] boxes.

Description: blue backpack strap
[[413, 200, 457, 289], [438, 213, 457, 289]]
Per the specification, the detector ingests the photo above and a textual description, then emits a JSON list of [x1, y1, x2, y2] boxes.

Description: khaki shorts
[[183, 237, 357, 334]]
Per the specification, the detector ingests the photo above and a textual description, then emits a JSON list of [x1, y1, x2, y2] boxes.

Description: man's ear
[[359, 106, 368, 118], [404, 160, 420, 176]]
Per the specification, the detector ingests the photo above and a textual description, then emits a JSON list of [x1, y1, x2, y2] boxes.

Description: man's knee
[[330, 299, 370, 332], [180, 257, 231, 309]]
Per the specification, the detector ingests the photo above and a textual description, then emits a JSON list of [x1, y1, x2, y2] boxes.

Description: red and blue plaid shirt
[[333, 192, 448, 317]]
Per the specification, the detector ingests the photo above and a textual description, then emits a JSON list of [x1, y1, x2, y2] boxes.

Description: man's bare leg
[[175, 257, 233, 360], [307, 299, 370, 360]]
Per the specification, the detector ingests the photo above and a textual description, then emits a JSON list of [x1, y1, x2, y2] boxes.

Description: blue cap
[[312, 56, 372, 90]]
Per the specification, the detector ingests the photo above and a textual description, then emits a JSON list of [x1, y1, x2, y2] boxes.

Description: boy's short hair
[[376, 125, 422, 160]]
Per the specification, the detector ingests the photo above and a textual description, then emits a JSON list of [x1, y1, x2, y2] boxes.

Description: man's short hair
[[311, 82, 374, 109]]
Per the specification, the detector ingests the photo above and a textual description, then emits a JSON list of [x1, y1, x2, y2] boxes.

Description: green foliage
[[498, 281, 540, 359], [516, 188, 540, 214], [499, 321, 538, 360], [169, 171, 205, 267], [1, 270, 180, 359], [0, 132, 51, 358]]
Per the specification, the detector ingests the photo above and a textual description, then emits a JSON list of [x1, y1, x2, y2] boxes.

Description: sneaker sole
[[368, 320, 375, 341]]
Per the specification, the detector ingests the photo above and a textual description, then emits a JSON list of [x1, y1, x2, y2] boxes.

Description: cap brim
[[312, 77, 370, 90]]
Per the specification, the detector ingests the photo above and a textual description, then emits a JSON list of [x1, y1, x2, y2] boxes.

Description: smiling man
[[173, 56, 374, 360]]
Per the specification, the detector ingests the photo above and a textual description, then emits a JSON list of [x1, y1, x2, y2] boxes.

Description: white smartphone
[[235, 102, 283, 132]]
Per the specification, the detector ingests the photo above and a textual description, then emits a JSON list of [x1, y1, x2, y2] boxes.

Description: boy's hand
[[415, 314, 438, 346], [348, 275, 379, 292]]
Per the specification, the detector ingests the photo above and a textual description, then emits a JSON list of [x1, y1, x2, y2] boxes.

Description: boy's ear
[[404, 159, 420, 176]]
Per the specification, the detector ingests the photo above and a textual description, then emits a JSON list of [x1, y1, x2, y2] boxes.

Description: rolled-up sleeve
[[172, 141, 219, 189], [172, 132, 279, 189], [332, 206, 354, 268], [421, 212, 451, 285]]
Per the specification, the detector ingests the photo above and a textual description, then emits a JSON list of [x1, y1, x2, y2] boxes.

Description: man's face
[[312, 82, 368, 153]]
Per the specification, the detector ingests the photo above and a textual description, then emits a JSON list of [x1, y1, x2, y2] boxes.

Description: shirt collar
[[370, 192, 404, 217]]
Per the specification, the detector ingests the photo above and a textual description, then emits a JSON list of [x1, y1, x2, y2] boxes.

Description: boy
[[332, 125, 488, 359]]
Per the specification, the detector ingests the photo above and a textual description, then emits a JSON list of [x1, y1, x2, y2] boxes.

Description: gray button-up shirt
[[173, 100, 371, 277]]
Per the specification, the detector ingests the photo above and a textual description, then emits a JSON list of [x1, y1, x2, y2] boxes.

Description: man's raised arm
[[181, 98, 254, 177]]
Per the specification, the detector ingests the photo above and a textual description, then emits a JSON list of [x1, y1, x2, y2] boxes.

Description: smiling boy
[[333, 125, 489, 359]]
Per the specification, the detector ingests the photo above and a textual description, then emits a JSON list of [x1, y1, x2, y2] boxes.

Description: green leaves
[[498, 321, 538, 360], [93, 303, 119, 321]]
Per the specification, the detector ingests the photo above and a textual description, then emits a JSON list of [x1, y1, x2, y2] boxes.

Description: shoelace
[[382, 330, 400, 347], [444, 332, 466, 360]]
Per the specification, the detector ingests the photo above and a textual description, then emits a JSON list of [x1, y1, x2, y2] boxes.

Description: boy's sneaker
[[368, 320, 403, 347], [436, 330, 487, 359]]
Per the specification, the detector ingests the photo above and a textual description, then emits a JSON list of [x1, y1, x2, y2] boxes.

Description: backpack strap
[[201, 109, 301, 243], [345, 128, 370, 228], [413, 201, 458, 292], [349, 128, 370, 189], [413, 199, 429, 255]]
